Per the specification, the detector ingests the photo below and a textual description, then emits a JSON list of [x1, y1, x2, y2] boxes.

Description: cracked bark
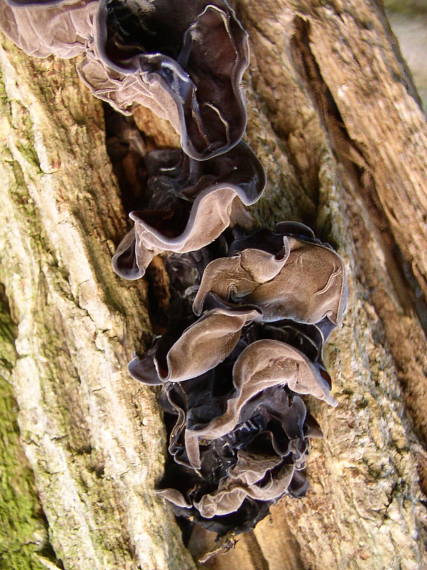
[[0, 0, 426, 569]]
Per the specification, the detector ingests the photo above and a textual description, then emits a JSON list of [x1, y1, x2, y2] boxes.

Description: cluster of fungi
[[1, 0, 348, 543]]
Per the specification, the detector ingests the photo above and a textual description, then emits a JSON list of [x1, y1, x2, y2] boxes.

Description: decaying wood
[[0, 0, 426, 568]]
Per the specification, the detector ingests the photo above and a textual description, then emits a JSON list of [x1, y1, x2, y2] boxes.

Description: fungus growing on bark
[[1, 0, 248, 159], [129, 305, 261, 384], [193, 223, 347, 326], [0, 0, 349, 548], [96, 0, 249, 159], [129, 222, 346, 533], [150, 363, 317, 533], [130, 309, 338, 460], [112, 142, 265, 279], [186, 337, 336, 435]]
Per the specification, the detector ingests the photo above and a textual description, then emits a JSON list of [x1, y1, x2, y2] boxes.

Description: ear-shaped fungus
[[95, 0, 249, 159], [129, 306, 260, 384], [112, 142, 265, 279], [1, 0, 248, 160], [194, 224, 347, 326], [0, 0, 96, 58], [193, 455, 294, 518], [184, 338, 336, 469], [129, 222, 346, 533], [155, 374, 314, 531], [2, 0, 349, 545], [154, 375, 315, 532], [190, 337, 336, 433]]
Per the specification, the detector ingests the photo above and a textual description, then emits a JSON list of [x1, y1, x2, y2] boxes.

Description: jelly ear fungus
[[0, 0, 347, 547], [96, 0, 250, 159]]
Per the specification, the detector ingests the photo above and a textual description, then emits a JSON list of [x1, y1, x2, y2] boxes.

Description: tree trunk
[[0, 0, 426, 568]]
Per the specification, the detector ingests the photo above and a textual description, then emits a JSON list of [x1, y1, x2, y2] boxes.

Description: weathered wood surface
[[0, 44, 194, 570], [0, 0, 426, 568]]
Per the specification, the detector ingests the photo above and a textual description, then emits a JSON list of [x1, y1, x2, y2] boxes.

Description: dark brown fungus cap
[[0, 0, 95, 58], [194, 226, 348, 327], [167, 495, 273, 536], [112, 142, 265, 280], [95, 0, 249, 159], [1, 0, 249, 160], [130, 220, 347, 533], [156, 380, 314, 529], [128, 306, 260, 384], [193, 455, 294, 518], [184, 338, 336, 468], [156, 381, 313, 527], [153, 321, 324, 457], [159, 451, 291, 518]]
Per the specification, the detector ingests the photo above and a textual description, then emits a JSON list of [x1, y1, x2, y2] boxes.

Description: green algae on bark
[[0, 285, 55, 570]]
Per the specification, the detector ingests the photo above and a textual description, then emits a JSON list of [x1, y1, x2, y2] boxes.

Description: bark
[[0, 0, 426, 569], [0, 286, 55, 569]]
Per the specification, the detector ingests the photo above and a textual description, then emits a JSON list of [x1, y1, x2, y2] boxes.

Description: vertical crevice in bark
[[102, 105, 174, 336], [0, 0, 426, 567], [104, 105, 148, 214]]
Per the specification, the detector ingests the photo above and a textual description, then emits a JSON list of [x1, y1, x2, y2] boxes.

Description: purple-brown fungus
[[96, 0, 249, 159], [194, 222, 348, 328], [129, 224, 346, 534], [112, 142, 265, 279], [0, 0, 349, 547], [0, 0, 249, 159], [129, 305, 261, 384]]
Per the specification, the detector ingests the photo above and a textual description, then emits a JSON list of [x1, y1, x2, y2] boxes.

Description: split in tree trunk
[[0, 0, 426, 568]]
